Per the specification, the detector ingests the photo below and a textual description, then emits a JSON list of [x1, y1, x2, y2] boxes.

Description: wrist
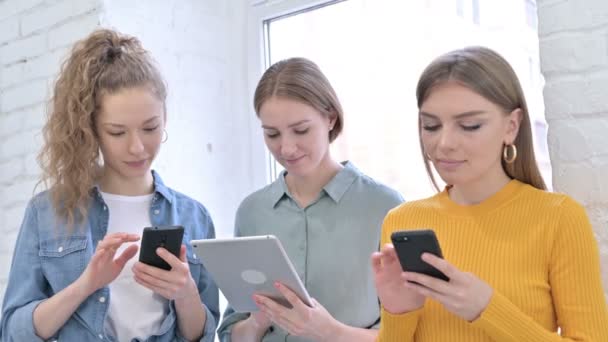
[[175, 278, 200, 304], [383, 302, 423, 315], [247, 314, 271, 335], [319, 318, 345, 342], [72, 276, 97, 299]]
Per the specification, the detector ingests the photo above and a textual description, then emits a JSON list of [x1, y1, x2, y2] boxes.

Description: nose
[[128, 133, 145, 154], [437, 126, 457, 152], [280, 136, 297, 157]]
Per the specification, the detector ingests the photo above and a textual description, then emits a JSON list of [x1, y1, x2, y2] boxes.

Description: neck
[[448, 165, 512, 205], [99, 169, 154, 196], [285, 155, 342, 205]]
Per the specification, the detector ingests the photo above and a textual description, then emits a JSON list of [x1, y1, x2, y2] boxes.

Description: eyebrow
[[261, 119, 310, 130], [102, 115, 161, 128], [420, 110, 486, 119]]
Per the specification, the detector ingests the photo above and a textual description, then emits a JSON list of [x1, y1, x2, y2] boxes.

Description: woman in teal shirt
[[218, 57, 403, 342]]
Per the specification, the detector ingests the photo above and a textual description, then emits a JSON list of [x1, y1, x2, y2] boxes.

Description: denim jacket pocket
[[39, 235, 89, 291]]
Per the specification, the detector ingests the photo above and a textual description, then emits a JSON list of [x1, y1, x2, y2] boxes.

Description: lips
[[283, 155, 305, 164], [125, 159, 147, 168], [435, 158, 465, 170]]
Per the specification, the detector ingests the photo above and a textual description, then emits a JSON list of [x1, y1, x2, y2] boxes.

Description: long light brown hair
[[38, 29, 167, 229], [253, 57, 344, 142], [416, 46, 546, 191]]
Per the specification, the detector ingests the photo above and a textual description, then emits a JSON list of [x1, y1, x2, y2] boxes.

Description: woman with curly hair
[[0, 29, 219, 342]]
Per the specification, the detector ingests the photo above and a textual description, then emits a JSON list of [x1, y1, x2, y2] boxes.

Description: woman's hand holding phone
[[371, 244, 426, 314], [401, 253, 493, 322], [373, 237, 493, 321], [132, 244, 198, 301]]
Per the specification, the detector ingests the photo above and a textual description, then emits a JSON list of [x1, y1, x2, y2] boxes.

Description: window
[[525, 0, 538, 30], [472, 0, 480, 25], [456, 0, 465, 17], [253, 0, 551, 199], [456, 0, 480, 25]]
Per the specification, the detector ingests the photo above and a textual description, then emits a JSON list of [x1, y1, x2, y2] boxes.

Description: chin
[[435, 173, 461, 187], [120, 166, 151, 179], [282, 164, 313, 178]]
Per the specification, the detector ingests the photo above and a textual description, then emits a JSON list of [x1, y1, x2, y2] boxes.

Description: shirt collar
[[269, 161, 360, 208], [91, 170, 172, 204], [151, 170, 173, 204]]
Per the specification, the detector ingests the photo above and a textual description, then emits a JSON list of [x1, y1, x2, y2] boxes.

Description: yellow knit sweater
[[378, 180, 608, 341]]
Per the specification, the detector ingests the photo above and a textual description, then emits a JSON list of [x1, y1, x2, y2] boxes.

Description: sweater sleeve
[[376, 209, 421, 342], [471, 196, 608, 341]]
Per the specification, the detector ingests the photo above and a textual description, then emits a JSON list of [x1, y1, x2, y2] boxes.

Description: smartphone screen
[[139, 225, 184, 270], [391, 229, 449, 282]]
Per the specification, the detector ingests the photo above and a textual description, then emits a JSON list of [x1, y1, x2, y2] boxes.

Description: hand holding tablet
[[190, 235, 312, 312]]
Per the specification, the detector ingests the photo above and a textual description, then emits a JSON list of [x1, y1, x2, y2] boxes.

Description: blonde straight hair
[[253, 57, 344, 142]]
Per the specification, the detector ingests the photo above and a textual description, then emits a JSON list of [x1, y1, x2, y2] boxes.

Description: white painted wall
[[100, 0, 255, 239]]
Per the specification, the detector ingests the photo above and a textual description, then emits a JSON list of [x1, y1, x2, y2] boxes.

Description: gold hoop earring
[[503, 144, 517, 164], [162, 129, 168, 143]]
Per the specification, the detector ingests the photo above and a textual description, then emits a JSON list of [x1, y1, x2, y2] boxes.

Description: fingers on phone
[[115, 244, 139, 266], [97, 233, 140, 251]]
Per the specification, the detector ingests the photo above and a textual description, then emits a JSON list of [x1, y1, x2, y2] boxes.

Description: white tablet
[[190, 235, 312, 312]]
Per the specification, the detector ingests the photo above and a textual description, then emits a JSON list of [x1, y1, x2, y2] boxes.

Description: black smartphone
[[391, 229, 449, 282], [139, 225, 184, 270]]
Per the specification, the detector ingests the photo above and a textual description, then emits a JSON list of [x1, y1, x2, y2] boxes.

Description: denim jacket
[[0, 171, 219, 342]]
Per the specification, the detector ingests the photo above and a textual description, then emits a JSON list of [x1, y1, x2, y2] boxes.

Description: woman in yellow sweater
[[372, 46, 608, 341]]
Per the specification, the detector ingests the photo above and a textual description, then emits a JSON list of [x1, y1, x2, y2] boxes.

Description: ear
[[504, 108, 523, 144], [328, 111, 337, 129]]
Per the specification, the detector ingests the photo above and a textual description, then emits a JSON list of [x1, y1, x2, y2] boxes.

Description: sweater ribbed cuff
[[377, 307, 421, 342]]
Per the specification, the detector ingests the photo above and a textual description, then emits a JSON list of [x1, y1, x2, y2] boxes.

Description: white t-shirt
[[100, 191, 169, 342]]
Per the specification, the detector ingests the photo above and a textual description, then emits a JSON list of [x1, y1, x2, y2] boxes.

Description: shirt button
[[154, 209, 160, 215], [98, 334, 103, 339], [57, 246, 63, 253], [99, 296, 106, 303], [193, 253, 197, 259], [103, 206, 107, 211]]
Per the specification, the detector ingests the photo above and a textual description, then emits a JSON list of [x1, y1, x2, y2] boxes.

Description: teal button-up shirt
[[218, 161, 404, 342]]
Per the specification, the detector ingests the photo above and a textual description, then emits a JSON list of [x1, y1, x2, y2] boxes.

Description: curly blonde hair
[[38, 28, 167, 230]]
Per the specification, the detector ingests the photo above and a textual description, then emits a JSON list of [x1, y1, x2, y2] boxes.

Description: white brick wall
[[0, 0, 104, 304], [538, 0, 608, 297]]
